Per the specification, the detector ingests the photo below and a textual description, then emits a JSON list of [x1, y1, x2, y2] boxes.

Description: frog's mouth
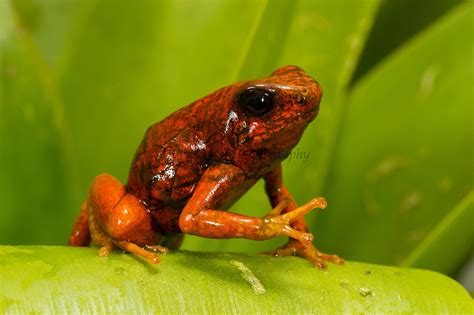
[[279, 108, 317, 136], [300, 107, 318, 122]]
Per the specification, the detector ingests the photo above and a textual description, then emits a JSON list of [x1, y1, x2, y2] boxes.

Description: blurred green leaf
[[11, 0, 81, 69], [1, 246, 473, 313], [0, 1, 73, 244], [401, 191, 474, 273], [317, 3, 473, 273], [352, 0, 464, 82]]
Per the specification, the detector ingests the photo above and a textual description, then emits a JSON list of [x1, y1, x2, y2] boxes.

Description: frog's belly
[[150, 206, 183, 235]]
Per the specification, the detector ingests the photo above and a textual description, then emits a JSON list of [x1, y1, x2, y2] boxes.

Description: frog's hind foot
[[113, 241, 164, 264], [97, 240, 167, 264], [87, 174, 166, 264], [144, 245, 169, 254], [265, 240, 344, 269]]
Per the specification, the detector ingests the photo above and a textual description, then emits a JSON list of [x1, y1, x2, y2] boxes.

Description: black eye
[[237, 87, 274, 116]]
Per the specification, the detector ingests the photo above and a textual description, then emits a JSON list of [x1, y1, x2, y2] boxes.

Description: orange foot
[[266, 240, 344, 269], [98, 241, 169, 264]]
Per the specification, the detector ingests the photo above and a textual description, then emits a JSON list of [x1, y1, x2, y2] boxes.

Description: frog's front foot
[[261, 196, 344, 268], [266, 240, 344, 269], [86, 174, 167, 264], [258, 198, 327, 245]]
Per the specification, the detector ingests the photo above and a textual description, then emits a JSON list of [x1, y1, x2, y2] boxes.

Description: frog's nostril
[[297, 96, 307, 106]]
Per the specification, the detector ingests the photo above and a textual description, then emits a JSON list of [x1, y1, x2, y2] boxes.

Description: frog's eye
[[237, 87, 275, 116]]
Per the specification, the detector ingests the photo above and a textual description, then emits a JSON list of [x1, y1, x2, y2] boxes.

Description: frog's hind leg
[[87, 174, 166, 264], [69, 200, 91, 246]]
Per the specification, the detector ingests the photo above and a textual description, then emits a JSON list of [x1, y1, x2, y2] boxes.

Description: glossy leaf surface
[[0, 246, 472, 313]]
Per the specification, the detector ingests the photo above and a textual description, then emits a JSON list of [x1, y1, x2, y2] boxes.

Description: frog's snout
[[271, 65, 322, 107], [303, 78, 323, 112], [271, 65, 305, 76], [298, 79, 322, 109]]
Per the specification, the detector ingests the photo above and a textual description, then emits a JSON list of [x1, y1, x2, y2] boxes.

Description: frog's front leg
[[85, 174, 167, 264], [264, 164, 344, 268], [178, 164, 322, 244]]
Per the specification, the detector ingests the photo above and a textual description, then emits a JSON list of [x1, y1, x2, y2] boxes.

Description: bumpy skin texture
[[69, 66, 343, 268]]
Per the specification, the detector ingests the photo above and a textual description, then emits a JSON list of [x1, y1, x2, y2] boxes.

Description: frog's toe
[[263, 246, 296, 258], [266, 241, 344, 269], [300, 247, 344, 269], [113, 240, 161, 264], [97, 239, 166, 264], [316, 251, 344, 265], [98, 242, 114, 257], [145, 244, 169, 254]]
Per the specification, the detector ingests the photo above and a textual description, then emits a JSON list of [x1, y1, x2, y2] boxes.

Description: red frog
[[69, 65, 343, 268]]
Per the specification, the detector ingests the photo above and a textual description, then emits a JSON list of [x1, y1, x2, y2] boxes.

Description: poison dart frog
[[69, 65, 343, 268]]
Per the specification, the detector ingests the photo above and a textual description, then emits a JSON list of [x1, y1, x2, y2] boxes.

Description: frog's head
[[222, 65, 323, 174]]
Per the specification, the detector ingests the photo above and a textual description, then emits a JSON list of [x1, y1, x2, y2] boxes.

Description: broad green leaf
[[0, 2, 73, 244], [352, 0, 464, 82], [11, 0, 82, 69], [317, 3, 473, 273], [0, 246, 472, 313], [401, 191, 474, 273]]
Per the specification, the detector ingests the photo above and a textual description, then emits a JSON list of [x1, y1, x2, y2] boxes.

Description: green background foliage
[[1, 0, 472, 284]]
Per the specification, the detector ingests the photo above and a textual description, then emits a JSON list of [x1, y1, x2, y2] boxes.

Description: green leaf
[[401, 191, 474, 273], [0, 246, 472, 313], [11, 0, 81, 69], [0, 1, 73, 244], [352, 0, 464, 82], [317, 3, 473, 273]]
